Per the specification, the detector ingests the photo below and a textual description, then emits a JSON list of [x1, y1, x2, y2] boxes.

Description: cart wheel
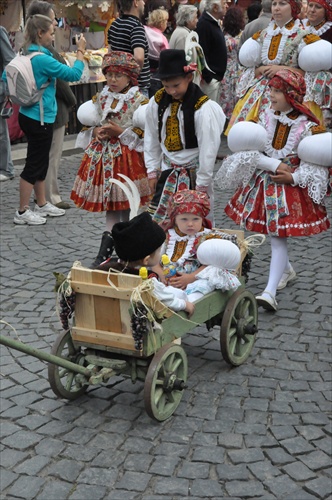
[[144, 344, 188, 422], [48, 331, 87, 400], [220, 289, 258, 366]]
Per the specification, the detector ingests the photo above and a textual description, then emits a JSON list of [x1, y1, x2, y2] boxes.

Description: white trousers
[[45, 125, 65, 205]]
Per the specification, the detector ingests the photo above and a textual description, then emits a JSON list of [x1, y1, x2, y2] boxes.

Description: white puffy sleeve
[[144, 98, 163, 178], [291, 132, 331, 204], [75, 98, 101, 150], [195, 100, 226, 189], [239, 37, 262, 68]]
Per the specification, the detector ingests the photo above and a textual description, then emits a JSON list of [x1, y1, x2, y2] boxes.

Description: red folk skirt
[[225, 171, 330, 238], [71, 138, 150, 212]]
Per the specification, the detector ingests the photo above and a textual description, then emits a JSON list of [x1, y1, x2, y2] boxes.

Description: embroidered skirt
[[225, 172, 330, 237], [71, 138, 150, 212]]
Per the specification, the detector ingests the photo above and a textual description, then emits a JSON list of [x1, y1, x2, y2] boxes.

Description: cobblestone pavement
[[1, 141, 331, 500]]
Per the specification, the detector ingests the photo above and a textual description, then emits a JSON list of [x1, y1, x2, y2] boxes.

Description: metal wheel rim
[[144, 344, 188, 422], [48, 330, 87, 400], [220, 289, 258, 366]]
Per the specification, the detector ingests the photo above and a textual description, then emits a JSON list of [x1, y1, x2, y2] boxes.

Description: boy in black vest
[[144, 49, 226, 225]]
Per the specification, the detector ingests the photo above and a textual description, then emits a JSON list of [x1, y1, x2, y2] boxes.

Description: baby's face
[[175, 214, 203, 235]]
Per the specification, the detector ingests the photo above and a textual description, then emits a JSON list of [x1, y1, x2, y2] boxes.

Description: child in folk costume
[[144, 49, 226, 225], [97, 211, 195, 318], [216, 69, 331, 312], [152, 190, 242, 300], [71, 51, 150, 231]]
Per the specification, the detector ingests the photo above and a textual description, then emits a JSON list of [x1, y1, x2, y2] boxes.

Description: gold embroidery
[[132, 127, 144, 138], [268, 20, 295, 60], [304, 33, 320, 44], [272, 121, 291, 150], [311, 125, 326, 135], [140, 98, 149, 106], [92, 94, 98, 103], [268, 34, 282, 60], [252, 30, 262, 41], [154, 88, 164, 104], [195, 95, 209, 110], [111, 99, 118, 110], [171, 240, 188, 262], [164, 100, 183, 152]]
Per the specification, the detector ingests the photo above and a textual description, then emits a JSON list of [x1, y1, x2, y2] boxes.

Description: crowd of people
[[1, 0, 331, 314]]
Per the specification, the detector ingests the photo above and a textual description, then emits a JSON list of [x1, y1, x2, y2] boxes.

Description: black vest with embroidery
[[155, 82, 209, 150]]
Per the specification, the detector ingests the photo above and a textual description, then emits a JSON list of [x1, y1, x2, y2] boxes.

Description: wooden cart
[[0, 230, 258, 421], [46, 230, 258, 421]]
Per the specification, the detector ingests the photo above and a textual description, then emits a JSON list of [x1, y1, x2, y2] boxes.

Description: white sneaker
[[14, 208, 46, 225], [277, 267, 297, 290], [0, 173, 14, 182], [34, 202, 65, 217]]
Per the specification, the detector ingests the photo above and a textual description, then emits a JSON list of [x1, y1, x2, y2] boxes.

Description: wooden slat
[[74, 269, 96, 330], [72, 326, 136, 350], [71, 281, 133, 300]]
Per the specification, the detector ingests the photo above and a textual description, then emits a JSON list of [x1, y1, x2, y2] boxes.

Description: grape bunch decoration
[[59, 291, 76, 331], [131, 305, 149, 351], [241, 251, 253, 283]]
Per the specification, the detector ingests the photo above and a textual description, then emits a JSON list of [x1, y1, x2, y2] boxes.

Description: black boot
[[90, 231, 114, 269]]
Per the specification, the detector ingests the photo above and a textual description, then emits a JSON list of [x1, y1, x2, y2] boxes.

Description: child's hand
[[270, 169, 294, 185], [93, 126, 104, 141], [148, 177, 157, 194], [270, 163, 294, 184], [185, 301, 195, 317], [100, 121, 123, 138], [169, 272, 195, 289]]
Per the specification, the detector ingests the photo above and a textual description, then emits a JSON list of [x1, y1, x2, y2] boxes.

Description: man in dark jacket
[[195, 0, 228, 101]]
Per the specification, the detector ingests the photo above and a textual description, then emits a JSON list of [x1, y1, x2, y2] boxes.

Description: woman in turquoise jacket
[[3, 6, 86, 225]]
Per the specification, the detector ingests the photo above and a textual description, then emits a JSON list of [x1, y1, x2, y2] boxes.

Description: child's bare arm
[[185, 301, 195, 317]]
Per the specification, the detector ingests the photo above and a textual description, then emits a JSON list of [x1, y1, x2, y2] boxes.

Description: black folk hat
[[112, 212, 166, 262], [156, 49, 195, 80]]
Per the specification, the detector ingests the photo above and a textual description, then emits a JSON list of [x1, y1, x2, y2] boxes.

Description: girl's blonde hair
[[147, 8, 169, 30], [23, 14, 53, 50]]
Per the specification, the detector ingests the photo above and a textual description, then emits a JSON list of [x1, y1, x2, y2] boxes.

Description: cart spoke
[[165, 352, 175, 371], [229, 335, 238, 355], [171, 357, 183, 372], [158, 392, 167, 412], [154, 387, 164, 405], [241, 299, 250, 316], [155, 377, 164, 386], [228, 326, 237, 340], [65, 372, 75, 391], [59, 368, 69, 378]]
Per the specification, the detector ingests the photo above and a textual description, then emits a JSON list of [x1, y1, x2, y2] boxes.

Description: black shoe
[[90, 231, 114, 269]]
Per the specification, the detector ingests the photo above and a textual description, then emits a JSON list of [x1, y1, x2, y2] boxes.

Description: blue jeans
[[0, 102, 14, 177]]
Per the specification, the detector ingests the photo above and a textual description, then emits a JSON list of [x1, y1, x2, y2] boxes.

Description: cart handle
[[0, 334, 91, 377]]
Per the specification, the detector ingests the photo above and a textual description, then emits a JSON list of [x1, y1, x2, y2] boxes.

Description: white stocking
[[264, 236, 289, 298], [105, 209, 130, 232]]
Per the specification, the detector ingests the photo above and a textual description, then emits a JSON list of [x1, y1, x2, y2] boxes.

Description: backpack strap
[[28, 52, 51, 126]]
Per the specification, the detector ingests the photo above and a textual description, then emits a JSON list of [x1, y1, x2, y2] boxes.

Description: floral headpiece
[[102, 51, 140, 86], [268, 69, 320, 124]]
